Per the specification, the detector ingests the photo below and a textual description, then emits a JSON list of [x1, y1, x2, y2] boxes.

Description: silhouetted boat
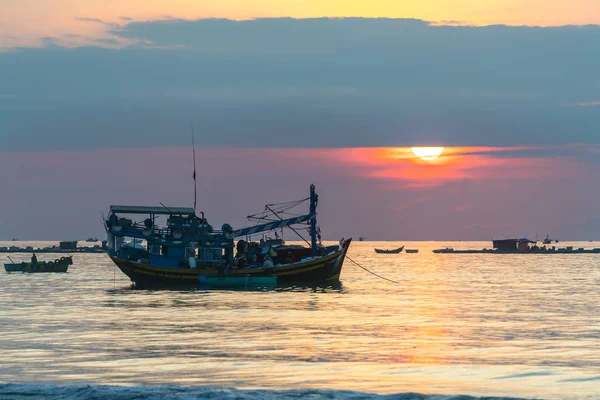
[[405, 249, 419, 253], [263, 231, 285, 247], [433, 238, 600, 254], [4, 256, 72, 273], [374, 246, 404, 254], [104, 185, 351, 288]]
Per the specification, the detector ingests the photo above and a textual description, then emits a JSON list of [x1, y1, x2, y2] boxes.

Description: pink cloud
[[1, 146, 599, 240]]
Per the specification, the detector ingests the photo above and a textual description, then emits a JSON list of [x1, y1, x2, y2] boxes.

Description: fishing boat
[[4, 256, 73, 273], [374, 246, 404, 254], [104, 185, 351, 289], [405, 249, 419, 253]]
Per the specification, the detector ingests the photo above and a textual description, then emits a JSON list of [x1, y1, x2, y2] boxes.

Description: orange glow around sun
[[313, 146, 574, 188]]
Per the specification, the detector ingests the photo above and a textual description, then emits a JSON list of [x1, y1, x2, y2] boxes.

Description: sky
[[0, 1, 599, 240]]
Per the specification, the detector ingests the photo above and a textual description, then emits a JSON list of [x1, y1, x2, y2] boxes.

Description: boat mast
[[191, 124, 197, 213], [310, 184, 317, 256]]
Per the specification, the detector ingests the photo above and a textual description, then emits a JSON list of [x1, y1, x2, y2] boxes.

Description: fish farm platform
[[433, 248, 600, 254]]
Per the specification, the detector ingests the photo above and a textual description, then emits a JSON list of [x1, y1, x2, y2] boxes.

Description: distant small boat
[[86, 237, 99, 242], [264, 231, 285, 247], [433, 248, 454, 253], [4, 256, 73, 273], [405, 249, 419, 253], [375, 246, 404, 254], [199, 274, 277, 289]]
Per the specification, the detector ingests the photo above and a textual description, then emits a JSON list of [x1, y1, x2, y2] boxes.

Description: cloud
[[39, 36, 60, 47], [1, 18, 599, 151], [93, 38, 121, 45], [577, 101, 600, 106], [1, 147, 598, 240], [75, 17, 105, 23]]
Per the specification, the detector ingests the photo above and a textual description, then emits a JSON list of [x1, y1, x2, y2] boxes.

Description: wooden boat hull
[[405, 249, 419, 253], [199, 275, 277, 288], [110, 239, 351, 289], [4, 256, 72, 273], [374, 246, 404, 254]]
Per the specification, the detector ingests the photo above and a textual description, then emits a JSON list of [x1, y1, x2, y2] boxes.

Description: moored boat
[[374, 246, 404, 254], [104, 185, 351, 289], [4, 256, 73, 273], [405, 249, 419, 253]]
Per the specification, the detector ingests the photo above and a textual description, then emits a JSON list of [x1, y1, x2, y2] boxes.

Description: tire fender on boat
[[172, 229, 183, 239]]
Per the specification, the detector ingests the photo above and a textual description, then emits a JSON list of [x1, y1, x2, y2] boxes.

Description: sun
[[411, 147, 444, 161]]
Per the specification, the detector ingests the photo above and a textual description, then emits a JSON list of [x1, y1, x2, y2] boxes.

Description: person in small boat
[[31, 253, 38, 265]]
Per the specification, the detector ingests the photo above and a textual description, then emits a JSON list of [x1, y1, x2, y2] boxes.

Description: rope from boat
[[346, 255, 403, 285]]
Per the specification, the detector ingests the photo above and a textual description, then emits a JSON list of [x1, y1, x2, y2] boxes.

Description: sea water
[[1, 240, 600, 399]]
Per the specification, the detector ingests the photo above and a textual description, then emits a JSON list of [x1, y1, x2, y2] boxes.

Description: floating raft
[[199, 274, 278, 289], [433, 248, 600, 254]]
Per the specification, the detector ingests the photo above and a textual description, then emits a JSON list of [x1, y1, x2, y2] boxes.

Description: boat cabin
[[105, 205, 234, 268], [105, 185, 326, 273], [493, 238, 537, 252]]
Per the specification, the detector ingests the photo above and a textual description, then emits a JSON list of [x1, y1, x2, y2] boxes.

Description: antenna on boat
[[159, 202, 174, 215], [191, 124, 197, 213]]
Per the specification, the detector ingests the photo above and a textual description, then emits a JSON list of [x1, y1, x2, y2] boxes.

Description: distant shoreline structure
[[0, 240, 106, 254]]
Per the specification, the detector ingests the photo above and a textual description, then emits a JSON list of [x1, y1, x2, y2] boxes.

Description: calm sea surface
[[1, 240, 600, 399]]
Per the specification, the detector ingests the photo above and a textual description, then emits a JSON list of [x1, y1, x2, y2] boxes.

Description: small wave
[[492, 372, 555, 380], [559, 376, 600, 383], [0, 383, 530, 400]]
